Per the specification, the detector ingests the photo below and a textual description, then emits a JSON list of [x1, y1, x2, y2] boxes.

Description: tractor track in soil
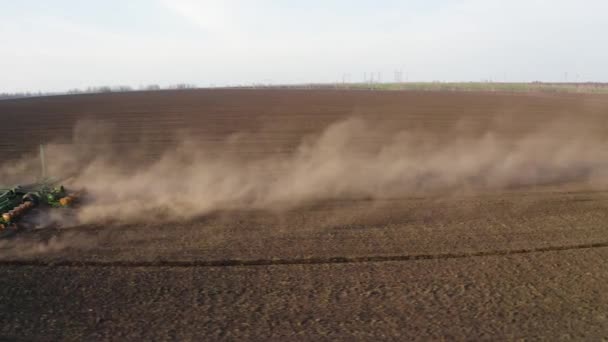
[[0, 239, 607, 268]]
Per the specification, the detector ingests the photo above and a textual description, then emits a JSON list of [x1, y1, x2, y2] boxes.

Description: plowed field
[[1, 89, 608, 340]]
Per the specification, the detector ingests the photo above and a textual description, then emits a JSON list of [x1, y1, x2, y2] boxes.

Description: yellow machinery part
[[59, 193, 79, 206]]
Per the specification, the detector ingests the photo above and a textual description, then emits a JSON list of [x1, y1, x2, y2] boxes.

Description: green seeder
[[0, 145, 79, 235]]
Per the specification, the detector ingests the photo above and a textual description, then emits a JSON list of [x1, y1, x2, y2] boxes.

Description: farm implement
[[0, 145, 80, 237]]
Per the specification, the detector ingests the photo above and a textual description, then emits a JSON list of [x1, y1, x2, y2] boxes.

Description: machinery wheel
[[22, 193, 39, 206]]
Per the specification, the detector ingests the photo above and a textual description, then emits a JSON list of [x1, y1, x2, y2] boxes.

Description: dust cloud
[[0, 232, 96, 258], [2, 116, 608, 225]]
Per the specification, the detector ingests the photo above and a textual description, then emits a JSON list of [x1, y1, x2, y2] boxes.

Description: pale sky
[[1, 0, 606, 92]]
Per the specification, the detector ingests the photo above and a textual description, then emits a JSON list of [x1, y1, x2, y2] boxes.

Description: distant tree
[[144, 84, 161, 91], [170, 83, 196, 90], [114, 85, 133, 92]]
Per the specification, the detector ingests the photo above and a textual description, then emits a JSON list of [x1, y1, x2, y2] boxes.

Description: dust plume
[[2, 116, 608, 225], [0, 231, 96, 259]]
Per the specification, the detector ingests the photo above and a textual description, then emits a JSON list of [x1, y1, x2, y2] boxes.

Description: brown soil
[[1, 89, 608, 340]]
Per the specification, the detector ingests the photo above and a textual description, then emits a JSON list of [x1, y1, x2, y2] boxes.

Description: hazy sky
[[1, 0, 606, 92]]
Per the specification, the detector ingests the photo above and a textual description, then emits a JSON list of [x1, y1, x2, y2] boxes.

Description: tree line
[[0, 83, 198, 100]]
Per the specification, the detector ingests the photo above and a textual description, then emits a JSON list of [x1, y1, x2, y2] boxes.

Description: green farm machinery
[[0, 145, 80, 237]]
